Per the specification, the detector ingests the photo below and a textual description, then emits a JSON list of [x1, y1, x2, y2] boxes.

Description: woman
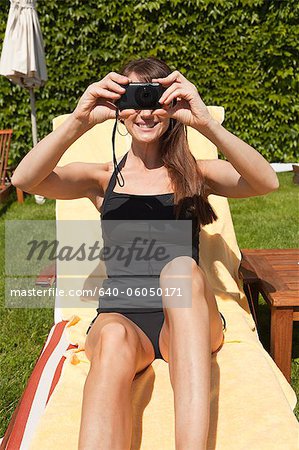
[[11, 57, 279, 450]]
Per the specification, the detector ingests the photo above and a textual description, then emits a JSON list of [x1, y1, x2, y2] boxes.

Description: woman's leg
[[159, 257, 224, 450], [78, 313, 156, 450]]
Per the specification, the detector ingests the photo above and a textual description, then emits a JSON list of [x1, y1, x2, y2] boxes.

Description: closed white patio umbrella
[[0, 0, 47, 204]]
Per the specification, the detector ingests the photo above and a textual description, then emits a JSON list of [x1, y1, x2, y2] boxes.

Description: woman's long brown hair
[[118, 56, 218, 230]]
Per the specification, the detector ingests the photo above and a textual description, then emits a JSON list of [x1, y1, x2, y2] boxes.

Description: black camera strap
[[112, 109, 125, 187]]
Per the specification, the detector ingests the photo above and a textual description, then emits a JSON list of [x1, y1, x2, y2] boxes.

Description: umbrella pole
[[29, 87, 45, 204], [29, 87, 38, 146]]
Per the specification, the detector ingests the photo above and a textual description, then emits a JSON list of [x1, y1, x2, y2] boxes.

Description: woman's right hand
[[72, 72, 130, 129]]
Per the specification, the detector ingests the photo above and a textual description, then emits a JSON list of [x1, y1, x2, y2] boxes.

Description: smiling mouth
[[135, 122, 159, 129]]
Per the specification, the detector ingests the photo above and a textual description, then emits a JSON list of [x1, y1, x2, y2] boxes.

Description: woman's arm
[[11, 114, 90, 191], [11, 72, 130, 197], [196, 119, 279, 195], [152, 70, 279, 196]]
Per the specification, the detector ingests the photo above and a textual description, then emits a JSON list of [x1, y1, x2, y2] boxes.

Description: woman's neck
[[129, 140, 164, 170]]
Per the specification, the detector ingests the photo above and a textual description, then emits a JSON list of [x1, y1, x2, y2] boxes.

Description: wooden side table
[[239, 248, 299, 382]]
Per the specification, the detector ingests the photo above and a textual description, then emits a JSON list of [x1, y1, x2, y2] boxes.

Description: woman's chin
[[133, 134, 161, 144], [130, 127, 167, 143]]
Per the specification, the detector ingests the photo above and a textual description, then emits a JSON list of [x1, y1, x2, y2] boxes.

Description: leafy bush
[[0, 0, 298, 165]]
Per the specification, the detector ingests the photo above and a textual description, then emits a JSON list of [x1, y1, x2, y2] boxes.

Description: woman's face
[[122, 72, 170, 144]]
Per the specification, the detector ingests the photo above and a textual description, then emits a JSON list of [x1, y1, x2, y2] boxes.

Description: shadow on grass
[[0, 190, 17, 218]]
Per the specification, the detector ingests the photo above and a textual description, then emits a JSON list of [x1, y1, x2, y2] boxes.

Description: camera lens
[[135, 85, 158, 108]]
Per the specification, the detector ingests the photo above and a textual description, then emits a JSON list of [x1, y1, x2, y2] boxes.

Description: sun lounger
[[1, 108, 298, 449]]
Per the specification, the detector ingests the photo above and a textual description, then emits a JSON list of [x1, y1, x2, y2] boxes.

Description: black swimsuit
[[86, 151, 226, 360]]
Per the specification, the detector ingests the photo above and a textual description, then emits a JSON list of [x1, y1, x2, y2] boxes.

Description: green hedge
[[0, 0, 298, 166]]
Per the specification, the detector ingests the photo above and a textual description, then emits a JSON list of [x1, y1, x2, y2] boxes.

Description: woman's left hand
[[152, 70, 214, 130]]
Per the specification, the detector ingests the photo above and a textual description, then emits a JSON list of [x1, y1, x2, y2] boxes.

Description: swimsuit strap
[[101, 151, 128, 213]]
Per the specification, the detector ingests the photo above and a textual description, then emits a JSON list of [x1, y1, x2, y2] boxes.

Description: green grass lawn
[[0, 171, 298, 437]]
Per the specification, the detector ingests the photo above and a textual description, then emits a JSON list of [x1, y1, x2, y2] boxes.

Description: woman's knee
[[89, 322, 139, 375], [160, 256, 205, 293], [160, 256, 198, 281]]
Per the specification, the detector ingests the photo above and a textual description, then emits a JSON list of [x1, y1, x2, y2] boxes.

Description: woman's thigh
[[159, 263, 225, 361], [85, 312, 156, 374]]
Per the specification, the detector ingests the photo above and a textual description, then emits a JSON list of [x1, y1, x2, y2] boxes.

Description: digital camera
[[115, 82, 166, 110]]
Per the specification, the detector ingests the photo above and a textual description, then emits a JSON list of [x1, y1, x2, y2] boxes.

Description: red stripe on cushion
[[46, 344, 78, 404], [1, 321, 69, 450]]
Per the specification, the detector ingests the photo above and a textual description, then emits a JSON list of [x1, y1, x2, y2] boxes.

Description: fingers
[[153, 70, 190, 107], [88, 72, 130, 100], [156, 98, 189, 121], [158, 82, 180, 104], [162, 88, 184, 106], [118, 109, 138, 119], [106, 72, 130, 85], [104, 78, 127, 94], [154, 108, 169, 116], [152, 70, 184, 86], [118, 106, 171, 121], [161, 82, 197, 106], [88, 85, 122, 101]]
